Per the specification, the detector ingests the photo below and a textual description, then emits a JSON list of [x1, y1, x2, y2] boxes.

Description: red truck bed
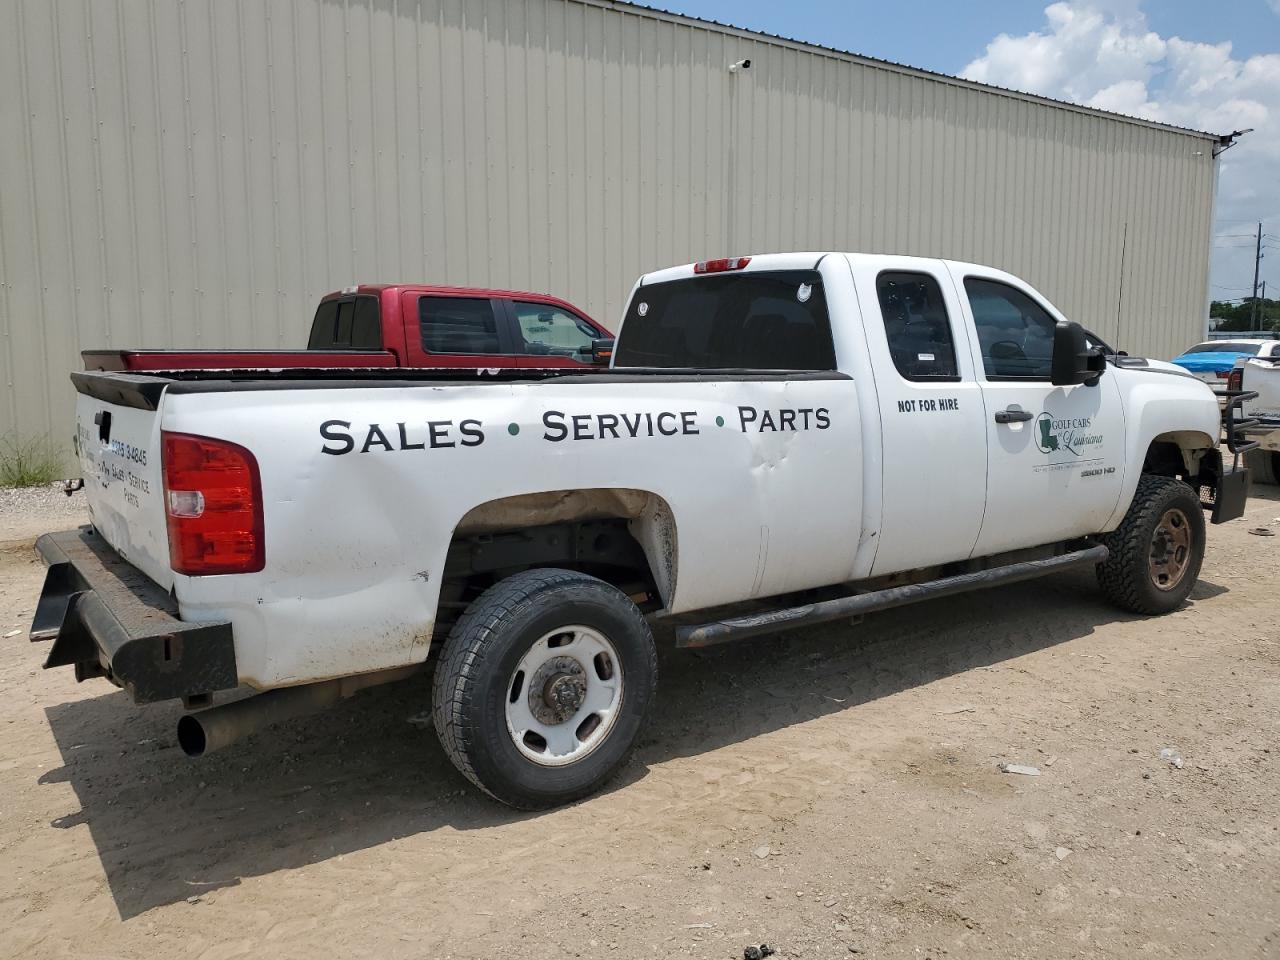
[[83, 284, 612, 373]]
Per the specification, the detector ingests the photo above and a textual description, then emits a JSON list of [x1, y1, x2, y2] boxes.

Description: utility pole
[[1251, 222, 1263, 327]]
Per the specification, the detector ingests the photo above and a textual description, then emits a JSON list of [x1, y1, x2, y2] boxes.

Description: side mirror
[[1051, 320, 1105, 386], [590, 338, 615, 366]]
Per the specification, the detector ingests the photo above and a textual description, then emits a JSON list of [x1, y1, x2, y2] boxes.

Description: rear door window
[[308, 296, 382, 350], [419, 296, 506, 355], [613, 270, 836, 370], [876, 272, 959, 381], [512, 302, 598, 359]]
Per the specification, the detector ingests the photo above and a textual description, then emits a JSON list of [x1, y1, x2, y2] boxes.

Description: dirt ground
[[1, 487, 1277, 960]]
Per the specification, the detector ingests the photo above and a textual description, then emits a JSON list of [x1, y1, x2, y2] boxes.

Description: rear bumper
[[29, 527, 237, 704], [1242, 419, 1280, 450]]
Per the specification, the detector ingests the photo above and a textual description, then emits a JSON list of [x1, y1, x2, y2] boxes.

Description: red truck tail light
[[1226, 368, 1242, 391], [693, 256, 751, 274], [162, 431, 265, 575]]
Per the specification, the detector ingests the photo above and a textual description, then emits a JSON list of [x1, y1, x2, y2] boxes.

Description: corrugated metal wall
[[0, 0, 1218, 451]]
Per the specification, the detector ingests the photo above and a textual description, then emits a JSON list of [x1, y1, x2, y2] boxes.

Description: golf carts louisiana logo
[[1035, 412, 1104, 457]]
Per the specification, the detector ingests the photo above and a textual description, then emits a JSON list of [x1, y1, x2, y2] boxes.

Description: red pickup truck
[[83, 284, 613, 372]]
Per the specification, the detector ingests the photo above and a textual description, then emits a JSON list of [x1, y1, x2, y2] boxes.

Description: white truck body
[[61, 253, 1224, 689], [1232, 341, 1280, 482], [1237, 341, 1280, 436], [32, 251, 1249, 806]]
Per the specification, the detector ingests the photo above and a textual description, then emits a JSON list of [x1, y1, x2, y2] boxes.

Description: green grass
[[0, 433, 64, 488]]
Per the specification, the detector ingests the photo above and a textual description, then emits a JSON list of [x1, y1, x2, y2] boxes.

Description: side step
[[674, 545, 1110, 648]]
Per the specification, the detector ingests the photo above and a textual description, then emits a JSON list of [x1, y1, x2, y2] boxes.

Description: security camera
[[729, 58, 751, 72]]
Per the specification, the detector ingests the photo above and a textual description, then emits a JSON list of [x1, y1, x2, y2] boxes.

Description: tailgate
[[72, 373, 174, 591], [1243, 360, 1280, 421]]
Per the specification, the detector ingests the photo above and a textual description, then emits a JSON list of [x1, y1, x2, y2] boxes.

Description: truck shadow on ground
[[40, 566, 1228, 919]]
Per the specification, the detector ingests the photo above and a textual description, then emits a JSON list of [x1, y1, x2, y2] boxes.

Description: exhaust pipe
[[177, 666, 420, 757]]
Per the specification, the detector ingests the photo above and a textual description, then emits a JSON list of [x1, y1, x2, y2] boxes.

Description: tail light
[[162, 431, 265, 575], [1227, 367, 1242, 391], [693, 256, 751, 274]]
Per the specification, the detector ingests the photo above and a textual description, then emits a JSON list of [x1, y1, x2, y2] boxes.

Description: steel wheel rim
[[505, 625, 624, 767], [1149, 507, 1192, 591]]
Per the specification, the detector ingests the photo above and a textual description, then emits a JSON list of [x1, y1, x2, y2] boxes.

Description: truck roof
[[635, 251, 1025, 286], [319, 283, 590, 310]]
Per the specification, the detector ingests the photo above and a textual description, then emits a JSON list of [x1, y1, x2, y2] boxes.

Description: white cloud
[[962, 3, 1279, 308]]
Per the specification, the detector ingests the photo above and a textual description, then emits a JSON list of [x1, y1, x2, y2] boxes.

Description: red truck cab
[[83, 284, 611, 372]]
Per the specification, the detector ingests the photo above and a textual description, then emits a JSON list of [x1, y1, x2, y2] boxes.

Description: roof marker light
[[693, 256, 752, 274]]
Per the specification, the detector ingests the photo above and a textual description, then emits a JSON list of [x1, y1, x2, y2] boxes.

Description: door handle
[[994, 408, 1034, 424]]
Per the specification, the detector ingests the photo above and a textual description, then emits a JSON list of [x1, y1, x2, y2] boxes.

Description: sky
[[646, 0, 1280, 309]]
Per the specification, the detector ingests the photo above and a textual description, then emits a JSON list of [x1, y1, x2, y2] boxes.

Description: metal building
[[1, 0, 1220, 452]]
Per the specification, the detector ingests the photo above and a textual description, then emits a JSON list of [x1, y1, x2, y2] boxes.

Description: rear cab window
[[613, 270, 836, 370], [309, 296, 383, 350], [1185, 341, 1262, 355]]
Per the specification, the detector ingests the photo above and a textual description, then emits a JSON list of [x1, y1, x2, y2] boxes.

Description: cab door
[[506, 299, 610, 368], [952, 269, 1127, 556], [851, 260, 989, 577]]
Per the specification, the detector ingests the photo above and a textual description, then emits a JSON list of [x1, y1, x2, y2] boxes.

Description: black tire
[[1245, 448, 1279, 485], [431, 568, 657, 809], [1096, 474, 1205, 615]]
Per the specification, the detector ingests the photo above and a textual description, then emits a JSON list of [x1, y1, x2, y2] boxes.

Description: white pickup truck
[[30, 252, 1249, 808], [1229, 340, 1280, 483]]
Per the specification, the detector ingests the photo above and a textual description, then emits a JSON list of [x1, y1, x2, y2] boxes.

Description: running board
[[674, 545, 1110, 648]]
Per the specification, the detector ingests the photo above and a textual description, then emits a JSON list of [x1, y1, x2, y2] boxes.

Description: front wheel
[[1096, 474, 1205, 615], [431, 569, 657, 809]]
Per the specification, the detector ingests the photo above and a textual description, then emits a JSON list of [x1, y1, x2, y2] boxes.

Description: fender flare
[[446, 488, 679, 608]]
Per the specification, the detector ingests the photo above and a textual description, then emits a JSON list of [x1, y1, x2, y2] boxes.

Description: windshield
[[1184, 341, 1262, 355], [613, 270, 836, 370]]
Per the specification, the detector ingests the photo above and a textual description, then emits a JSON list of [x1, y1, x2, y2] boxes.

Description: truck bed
[[71, 366, 844, 409]]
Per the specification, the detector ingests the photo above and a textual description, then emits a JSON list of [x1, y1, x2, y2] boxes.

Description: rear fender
[[449, 488, 679, 608]]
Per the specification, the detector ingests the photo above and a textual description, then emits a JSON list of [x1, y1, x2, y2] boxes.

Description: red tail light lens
[[162, 431, 264, 575], [1227, 368, 1242, 391], [693, 256, 751, 274]]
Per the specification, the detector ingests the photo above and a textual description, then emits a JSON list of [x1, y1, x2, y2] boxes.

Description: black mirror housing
[[1051, 320, 1105, 386], [590, 338, 615, 365]]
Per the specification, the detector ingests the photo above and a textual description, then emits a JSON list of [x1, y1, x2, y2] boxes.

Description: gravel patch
[[0, 483, 89, 543]]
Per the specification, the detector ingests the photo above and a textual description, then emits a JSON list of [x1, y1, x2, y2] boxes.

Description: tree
[[1209, 298, 1280, 332]]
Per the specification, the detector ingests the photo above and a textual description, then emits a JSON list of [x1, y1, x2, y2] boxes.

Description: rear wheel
[[1245, 447, 1279, 485], [1096, 474, 1205, 615], [431, 568, 657, 808]]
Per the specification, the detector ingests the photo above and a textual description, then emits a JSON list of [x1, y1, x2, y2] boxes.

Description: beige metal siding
[[0, 0, 1217, 452]]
